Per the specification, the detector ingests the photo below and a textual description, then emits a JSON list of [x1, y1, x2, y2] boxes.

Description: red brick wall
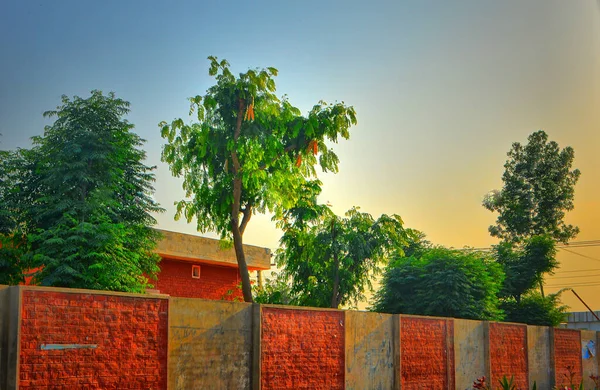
[[489, 323, 528, 389], [554, 328, 582, 386], [19, 289, 168, 389], [400, 316, 455, 389], [261, 307, 345, 389], [153, 258, 243, 300]]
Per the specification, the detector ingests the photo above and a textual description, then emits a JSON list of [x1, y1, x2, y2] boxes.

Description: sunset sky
[[1, 0, 599, 311]]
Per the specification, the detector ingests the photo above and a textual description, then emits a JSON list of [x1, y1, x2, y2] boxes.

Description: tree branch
[[239, 204, 252, 235]]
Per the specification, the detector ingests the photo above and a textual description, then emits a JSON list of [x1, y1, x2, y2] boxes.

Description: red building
[[151, 229, 272, 300]]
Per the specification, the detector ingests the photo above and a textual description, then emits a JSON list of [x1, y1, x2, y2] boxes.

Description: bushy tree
[[494, 235, 557, 302], [483, 130, 580, 244], [160, 57, 356, 302], [501, 291, 568, 326], [275, 205, 407, 309], [371, 247, 505, 321], [0, 91, 163, 291], [0, 149, 26, 284]]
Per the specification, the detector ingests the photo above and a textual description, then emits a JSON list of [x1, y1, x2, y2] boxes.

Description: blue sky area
[[1, 0, 599, 309]]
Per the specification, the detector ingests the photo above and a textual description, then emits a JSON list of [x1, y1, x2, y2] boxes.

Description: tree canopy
[[483, 130, 580, 244], [274, 205, 408, 309], [371, 246, 505, 321], [0, 91, 163, 291], [160, 56, 357, 302]]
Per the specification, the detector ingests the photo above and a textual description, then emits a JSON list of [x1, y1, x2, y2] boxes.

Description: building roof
[[153, 229, 272, 271]]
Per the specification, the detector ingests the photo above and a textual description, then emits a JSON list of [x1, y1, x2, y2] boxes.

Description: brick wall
[[261, 307, 345, 389], [154, 258, 243, 300], [489, 323, 528, 389], [19, 289, 168, 389], [400, 316, 454, 389], [553, 328, 582, 387]]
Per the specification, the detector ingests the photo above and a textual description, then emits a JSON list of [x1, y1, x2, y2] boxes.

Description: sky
[[1, 0, 599, 311]]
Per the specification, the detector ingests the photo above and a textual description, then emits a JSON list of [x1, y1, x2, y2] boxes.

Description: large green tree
[[0, 91, 163, 291], [160, 57, 356, 302], [371, 246, 505, 321], [483, 130, 580, 244], [484, 130, 578, 325], [274, 204, 408, 309]]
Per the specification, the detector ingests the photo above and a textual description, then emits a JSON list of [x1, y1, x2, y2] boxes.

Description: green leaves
[[160, 56, 356, 241], [484, 130, 580, 244], [275, 204, 408, 309], [372, 245, 505, 321], [1, 91, 163, 292]]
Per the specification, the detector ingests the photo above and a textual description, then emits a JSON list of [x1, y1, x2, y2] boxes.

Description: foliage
[[0, 91, 163, 291], [276, 205, 407, 309], [483, 130, 580, 244], [497, 376, 517, 390], [160, 56, 356, 302], [494, 235, 558, 302], [0, 149, 28, 284], [372, 246, 505, 321], [253, 272, 295, 305], [501, 291, 568, 326]]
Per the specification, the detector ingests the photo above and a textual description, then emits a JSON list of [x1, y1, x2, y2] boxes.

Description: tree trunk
[[230, 97, 254, 303], [232, 215, 253, 302], [539, 279, 545, 298], [330, 220, 340, 308]]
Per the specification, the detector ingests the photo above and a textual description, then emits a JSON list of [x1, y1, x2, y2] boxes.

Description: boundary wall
[[0, 285, 598, 389]]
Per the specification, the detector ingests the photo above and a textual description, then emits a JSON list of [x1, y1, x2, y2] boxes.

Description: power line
[[546, 282, 600, 288], [559, 247, 600, 263], [554, 268, 600, 274], [549, 273, 600, 279]]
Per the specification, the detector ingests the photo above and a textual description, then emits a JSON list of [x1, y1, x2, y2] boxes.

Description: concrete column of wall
[[167, 297, 253, 390], [527, 325, 553, 389], [0, 286, 21, 390], [344, 311, 395, 389], [580, 330, 598, 389], [454, 319, 486, 390]]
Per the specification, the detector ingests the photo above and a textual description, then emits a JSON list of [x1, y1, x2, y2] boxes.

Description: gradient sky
[[1, 0, 599, 311]]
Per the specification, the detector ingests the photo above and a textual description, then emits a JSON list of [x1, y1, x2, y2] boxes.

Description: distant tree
[[160, 56, 356, 302], [371, 247, 505, 321], [494, 235, 557, 303], [500, 291, 568, 326], [0, 91, 163, 291], [483, 130, 580, 244]]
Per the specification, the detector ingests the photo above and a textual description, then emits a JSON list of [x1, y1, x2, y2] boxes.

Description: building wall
[[400, 316, 454, 390], [527, 325, 552, 390], [261, 307, 345, 390], [0, 285, 9, 389], [581, 330, 598, 390], [344, 311, 395, 390], [553, 328, 582, 387], [454, 319, 486, 390], [6, 285, 600, 390], [488, 323, 528, 389], [18, 287, 168, 389], [154, 258, 243, 301], [168, 297, 253, 390]]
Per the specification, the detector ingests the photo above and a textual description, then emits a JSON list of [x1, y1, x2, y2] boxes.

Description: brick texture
[[261, 307, 344, 389], [153, 258, 243, 300], [553, 328, 582, 387], [400, 316, 455, 390], [489, 323, 528, 389], [19, 289, 168, 389]]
